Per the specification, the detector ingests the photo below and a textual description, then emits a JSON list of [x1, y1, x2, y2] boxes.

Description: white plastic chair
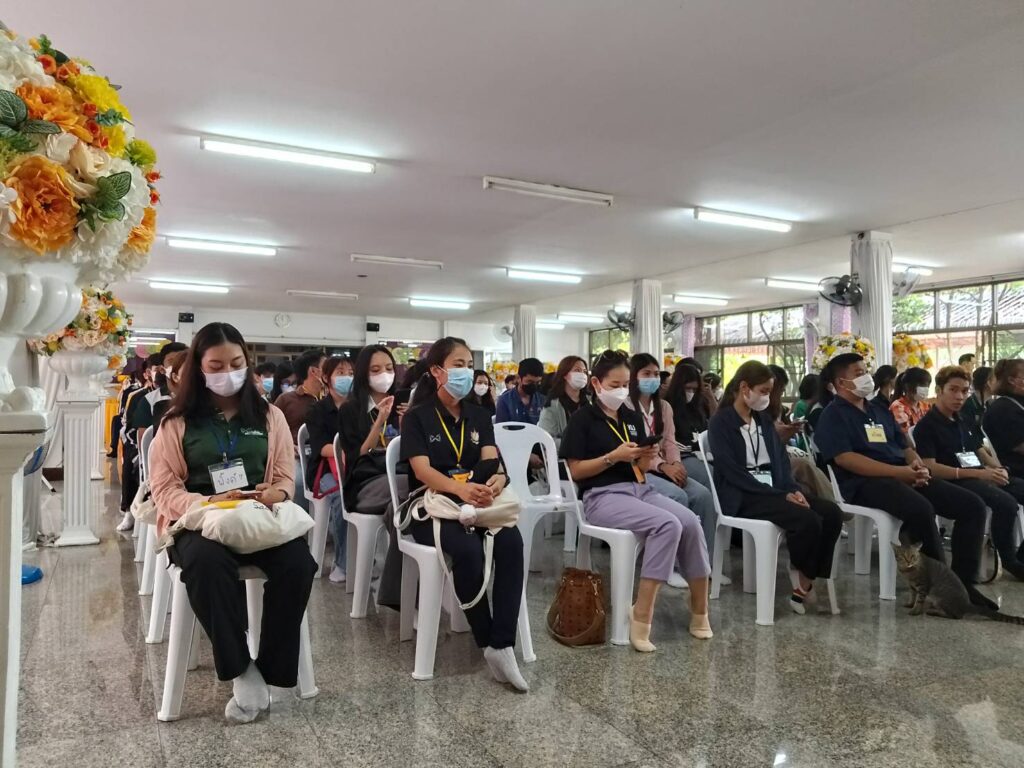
[[157, 563, 318, 721], [826, 465, 902, 600], [385, 438, 535, 680], [297, 424, 331, 575], [137, 426, 158, 595], [493, 422, 578, 589], [332, 433, 386, 618]]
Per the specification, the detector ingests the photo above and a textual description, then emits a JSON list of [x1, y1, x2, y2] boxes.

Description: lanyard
[[640, 402, 655, 435], [606, 419, 629, 444], [435, 409, 465, 467], [212, 423, 240, 462], [743, 421, 762, 468]]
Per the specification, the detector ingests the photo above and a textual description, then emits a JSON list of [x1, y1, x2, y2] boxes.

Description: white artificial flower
[[0, 34, 53, 92], [80, 329, 105, 348], [44, 133, 79, 165], [0, 184, 17, 242], [61, 334, 86, 352], [67, 141, 111, 183]]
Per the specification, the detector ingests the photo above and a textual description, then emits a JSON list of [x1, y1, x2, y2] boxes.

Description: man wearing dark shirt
[[273, 350, 325, 512], [495, 358, 545, 425], [815, 353, 993, 608]]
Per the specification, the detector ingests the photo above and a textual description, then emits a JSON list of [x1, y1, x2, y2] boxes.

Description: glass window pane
[[936, 285, 991, 329], [696, 317, 717, 346], [589, 330, 610, 358], [784, 306, 805, 340], [695, 347, 721, 376], [719, 314, 749, 344], [609, 329, 631, 352], [753, 309, 785, 342], [893, 292, 935, 332], [995, 280, 1024, 325], [771, 343, 806, 391], [994, 328, 1024, 361], [900, 331, 982, 369], [722, 345, 769, 384]]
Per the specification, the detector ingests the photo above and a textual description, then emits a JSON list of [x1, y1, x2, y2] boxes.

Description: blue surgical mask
[[637, 378, 660, 396], [261, 377, 274, 393], [443, 367, 474, 400], [333, 375, 354, 396]]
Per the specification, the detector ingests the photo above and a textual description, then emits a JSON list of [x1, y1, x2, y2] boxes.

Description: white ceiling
[[18, 1, 1024, 323]]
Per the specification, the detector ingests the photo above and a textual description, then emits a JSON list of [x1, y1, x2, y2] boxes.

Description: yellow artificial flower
[[103, 124, 128, 158], [67, 73, 131, 120], [4, 155, 80, 254], [125, 139, 157, 169]]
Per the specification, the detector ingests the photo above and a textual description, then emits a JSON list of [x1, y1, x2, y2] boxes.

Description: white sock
[[224, 697, 260, 724], [484, 647, 528, 692], [116, 511, 134, 531], [483, 649, 508, 683], [328, 566, 346, 583], [667, 571, 688, 589], [231, 662, 270, 713]]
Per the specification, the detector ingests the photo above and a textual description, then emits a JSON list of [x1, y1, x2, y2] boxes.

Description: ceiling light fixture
[[199, 135, 376, 173], [286, 290, 358, 301], [764, 278, 820, 291], [128, 336, 173, 344], [558, 313, 605, 324], [694, 207, 792, 233], [506, 268, 582, 284], [351, 254, 444, 270], [149, 281, 229, 294], [166, 237, 276, 257], [673, 294, 729, 307], [409, 298, 471, 311], [536, 321, 566, 330], [483, 176, 614, 207], [892, 262, 934, 276]]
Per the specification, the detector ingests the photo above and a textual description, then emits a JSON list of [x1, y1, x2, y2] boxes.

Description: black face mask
[[154, 372, 168, 389], [521, 382, 538, 396]]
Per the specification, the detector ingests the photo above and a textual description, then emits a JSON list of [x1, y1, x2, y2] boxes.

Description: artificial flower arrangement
[[812, 331, 877, 372], [892, 333, 933, 372], [29, 287, 131, 369], [487, 359, 517, 382], [664, 354, 683, 370], [0, 24, 159, 281]]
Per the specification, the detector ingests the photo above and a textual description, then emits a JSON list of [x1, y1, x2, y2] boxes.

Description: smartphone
[[235, 490, 262, 499], [635, 433, 663, 448], [394, 388, 412, 408]]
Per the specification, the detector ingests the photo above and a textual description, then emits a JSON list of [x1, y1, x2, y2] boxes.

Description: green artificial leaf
[[0, 125, 16, 138], [0, 90, 27, 128], [20, 119, 61, 135], [52, 49, 69, 65], [95, 109, 124, 127], [96, 171, 131, 202], [1, 133, 36, 153], [99, 201, 125, 222], [36, 34, 53, 55]]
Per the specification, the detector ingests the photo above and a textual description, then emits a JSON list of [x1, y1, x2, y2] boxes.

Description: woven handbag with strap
[[546, 567, 607, 646]]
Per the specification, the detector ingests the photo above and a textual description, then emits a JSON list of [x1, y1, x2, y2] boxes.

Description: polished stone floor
[[17, 468, 1024, 767]]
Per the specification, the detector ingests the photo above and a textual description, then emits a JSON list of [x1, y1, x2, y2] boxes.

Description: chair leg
[[563, 508, 578, 553], [146, 551, 171, 643], [853, 515, 872, 575], [877, 520, 898, 601], [296, 612, 319, 698], [575, 533, 593, 571], [607, 539, 637, 646], [742, 531, 756, 594], [310, 500, 330, 578], [187, 618, 201, 671], [139, 524, 156, 596], [345, 520, 356, 594], [519, 514, 539, 590], [412, 560, 444, 681], [350, 518, 384, 618], [157, 575, 193, 722], [826, 544, 841, 615], [753, 530, 781, 626], [399, 554, 417, 642], [246, 580, 264, 658], [133, 520, 147, 562], [711, 524, 728, 600], [517, 587, 536, 663]]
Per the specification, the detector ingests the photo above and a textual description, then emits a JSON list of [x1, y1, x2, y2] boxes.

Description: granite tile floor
[[16, 471, 1024, 767]]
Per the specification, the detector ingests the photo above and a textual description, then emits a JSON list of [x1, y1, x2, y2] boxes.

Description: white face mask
[[684, 390, 696, 403], [744, 390, 770, 412], [714, 387, 724, 399], [473, 383, 490, 397], [597, 385, 630, 411], [915, 386, 931, 401], [369, 371, 395, 394], [846, 374, 875, 399], [568, 371, 588, 391], [205, 367, 248, 397]]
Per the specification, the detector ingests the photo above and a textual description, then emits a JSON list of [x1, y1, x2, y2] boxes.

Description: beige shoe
[[689, 612, 713, 640], [629, 606, 657, 652]]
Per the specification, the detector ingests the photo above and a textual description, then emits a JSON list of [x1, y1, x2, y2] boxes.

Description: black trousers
[[733, 492, 843, 579], [411, 520, 524, 650], [108, 414, 121, 455], [169, 531, 317, 686], [851, 477, 986, 585], [954, 477, 1024, 560], [119, 442, 139, 512]]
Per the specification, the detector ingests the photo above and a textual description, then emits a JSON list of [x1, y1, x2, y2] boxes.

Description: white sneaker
[[668, 571, 689, 589], [720, 574, 732, 586], [115, 511, 134, 532], [328, 566, 346, 583]]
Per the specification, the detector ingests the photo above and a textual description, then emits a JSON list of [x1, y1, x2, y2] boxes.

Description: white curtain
[[630, 278, 663, 360], [512, 305, 536, 361], [39, 356, 64, 469], [850, 231, 894, 366]]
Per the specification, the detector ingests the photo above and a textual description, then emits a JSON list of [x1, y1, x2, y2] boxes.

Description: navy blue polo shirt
[[495, 387, 545, 425], [815, 395, 908, 498], [912, 405, 983, 469]]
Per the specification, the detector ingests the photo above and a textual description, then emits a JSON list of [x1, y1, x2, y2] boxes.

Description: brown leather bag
[[546, 567, 607, 646]]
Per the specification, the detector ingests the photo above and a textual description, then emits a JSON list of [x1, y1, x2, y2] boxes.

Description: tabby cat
[[893, 542, 1024, 624]]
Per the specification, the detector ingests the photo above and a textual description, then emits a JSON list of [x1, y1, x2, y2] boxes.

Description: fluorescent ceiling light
[[673, 294, 729, 307], [200, 135, 375, 173], [694, 207, 792, 233], [166, 237, 276, 257], [409, 298, 470, 311], [483, 176, 613, 207], [506, 268, 582, 284], [286, 290, 358, 301], [150, 281, 229, 294], [536, 321, 566, 330], [892, 263, 934, 276], [613, 305, 632, 314], [351, 254, 444, 270], [765, 278, 820, 291], [558, 313, 605, 324], [129, 336, 172, 344]]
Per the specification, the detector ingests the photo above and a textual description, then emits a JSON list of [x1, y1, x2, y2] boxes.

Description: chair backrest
[[826, 464, 846, 504], [296, 423, 312, 495], [385, 436, 402, 514], [331, 433, 343, 483], [557, 459, 587, 528], [140, 425, 155, 481], [695, 431, 725, 521], [493, 421, 562, 503]]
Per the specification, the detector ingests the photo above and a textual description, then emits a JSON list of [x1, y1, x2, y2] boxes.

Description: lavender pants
[[583, 482, 711, 583]]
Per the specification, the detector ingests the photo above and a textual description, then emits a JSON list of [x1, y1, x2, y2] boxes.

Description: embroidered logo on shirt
[[240, 428, 265, 437], [429, 434, 442, 443], [627, 424, 638, 437], [470, 429, 480, 445]]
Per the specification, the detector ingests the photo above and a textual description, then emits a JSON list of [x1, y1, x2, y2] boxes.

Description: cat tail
[[987, 611, 1024, 625]]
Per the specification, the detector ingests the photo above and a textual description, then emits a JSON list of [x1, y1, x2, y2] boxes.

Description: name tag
[[209, 459, 248, 494], [955, 452, 982, 469], [864, 425, 887, 443], [448, 468, 471, 483], [750, 470, 773, 486]]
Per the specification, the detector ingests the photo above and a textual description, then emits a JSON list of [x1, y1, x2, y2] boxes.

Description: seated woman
[[305, 356, 354, 582], [563, 350, 712, 651], [708, 361, 842, 615], [149, 322, 316, 723], [401, 337, 528, 691], [871, 365, 898, 409], [269, 360, 296, 404], [468, 369, 497, 415], [664, 364, 712, 488], [538, 355, 589, 448], [961, 365, 993, 435], [983, 359, 1024, 482], [767, 365, 834, 501], [628, 353, 717, 584], [890, 366, 933, 436]]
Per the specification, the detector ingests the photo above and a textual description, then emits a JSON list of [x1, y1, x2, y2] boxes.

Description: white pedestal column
[[54, 395, 102, 547], [90, 377, 107, 481], [0, 426, 49, 768]]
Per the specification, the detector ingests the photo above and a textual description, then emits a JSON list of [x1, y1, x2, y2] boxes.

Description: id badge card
[[448, 467, 471, 483], [750, 470, 773, 487], [209, 459, 248, 494], [864, 424, 887, 443], [955, 451, 982, 469]]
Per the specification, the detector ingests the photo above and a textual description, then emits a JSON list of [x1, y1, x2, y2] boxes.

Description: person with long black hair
[[870, 365, 898, 409], [468, 369, 497, 414], [270, 360, 296, 404], [401, 337, 528, 691], [538, 355, 589, 448], [149, 322, 316, 723], [890, 366, 932, 436], [663, 364, 712, 487]]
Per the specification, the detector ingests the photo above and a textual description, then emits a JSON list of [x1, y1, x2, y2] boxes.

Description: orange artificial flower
[[149, 189, 160, 205], [126, 207, 157, 254], [4, 155, 80, 254], [145, 170, 161, 184], [15, 83, 92, 143], [82, 102, 98, 118], [37, 54, 57, 74]]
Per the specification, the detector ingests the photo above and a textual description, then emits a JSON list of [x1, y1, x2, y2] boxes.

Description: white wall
[[537, 327, 587, 363]]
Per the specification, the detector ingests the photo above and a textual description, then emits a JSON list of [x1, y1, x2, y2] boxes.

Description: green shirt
[[182, 412, 268, 496]]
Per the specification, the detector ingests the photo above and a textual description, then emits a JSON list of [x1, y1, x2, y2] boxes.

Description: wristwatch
[[602, 454, 614, 466]]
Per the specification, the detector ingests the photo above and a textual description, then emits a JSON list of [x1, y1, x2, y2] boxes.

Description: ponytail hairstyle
[[628, 352, 664, 436], [993, 358, 1024, 397], [720, 360, 774, 409], [410, 336, 470, 408], [899, 367, 932, 399], [590, 349, 630, 384]]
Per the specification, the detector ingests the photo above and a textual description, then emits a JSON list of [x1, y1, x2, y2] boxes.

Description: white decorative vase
[[48, 350, 111, 400]]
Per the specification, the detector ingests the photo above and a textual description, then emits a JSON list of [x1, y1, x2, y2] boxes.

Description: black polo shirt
[[561, 402, 647, 494], [913, 406, 982, 468], [814, 395, 908, 498], [400, 396, 495, 490], [983, 395, 1024, 478]]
